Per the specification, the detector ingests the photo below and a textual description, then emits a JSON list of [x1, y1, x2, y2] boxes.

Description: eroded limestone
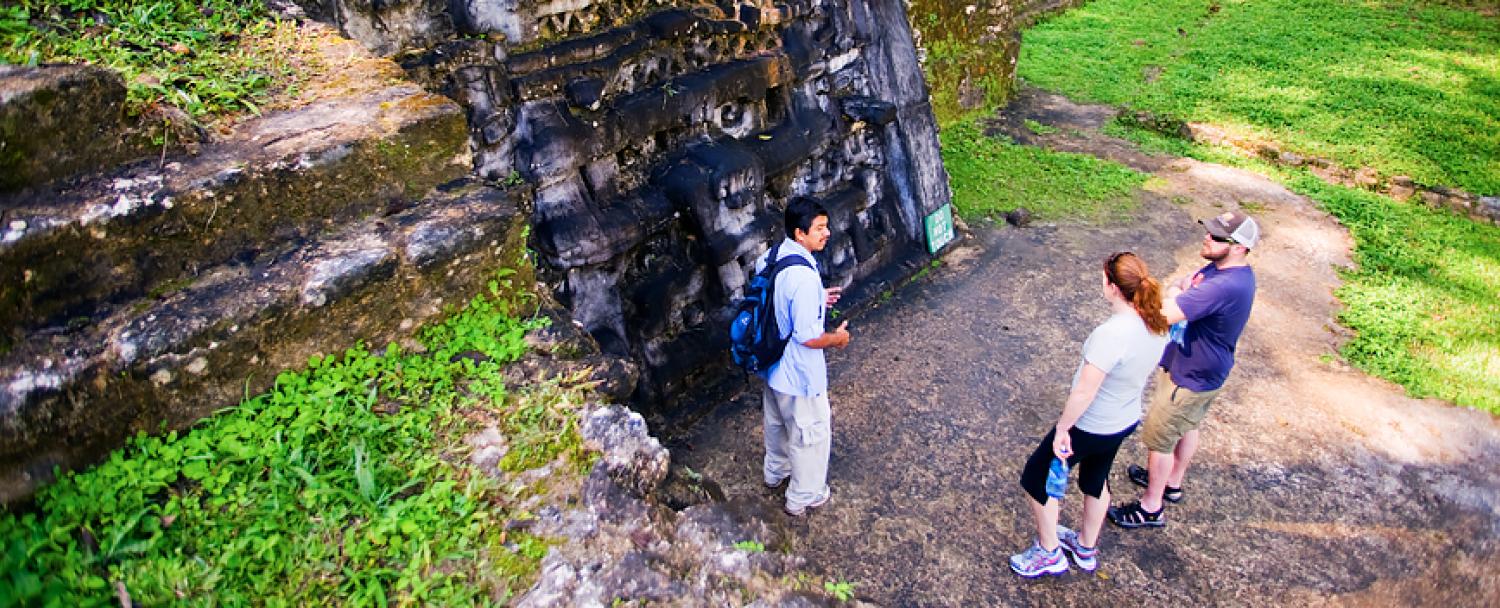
[[0, 180, 530, 502]]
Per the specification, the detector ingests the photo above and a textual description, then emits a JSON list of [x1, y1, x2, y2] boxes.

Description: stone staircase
[[0, 56, 530, 502]]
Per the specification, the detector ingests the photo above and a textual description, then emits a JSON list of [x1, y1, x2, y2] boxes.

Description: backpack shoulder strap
[[760, 245, 815, 343], [771, 253, 813, 275], [766, 243, 814, 277]]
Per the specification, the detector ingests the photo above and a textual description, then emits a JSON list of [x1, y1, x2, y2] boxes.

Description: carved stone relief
[[331, 0, 952, 408]]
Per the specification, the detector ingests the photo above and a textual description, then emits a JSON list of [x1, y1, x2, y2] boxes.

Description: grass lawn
[[941, 120, 1148, 223], [0, 279, 589, 605], [1292, 173, 1500, 413], [1018, 0, 1500, 196], [1, 1, 303, 119]]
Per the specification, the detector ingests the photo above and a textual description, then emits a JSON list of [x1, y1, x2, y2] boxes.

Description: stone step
[[0, 83, 469, 348], [0, 179, 531, 503], [1, 65, 134, 193]]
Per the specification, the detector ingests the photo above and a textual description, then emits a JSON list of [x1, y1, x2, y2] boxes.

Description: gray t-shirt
[[1073, 312, 1170, 435]]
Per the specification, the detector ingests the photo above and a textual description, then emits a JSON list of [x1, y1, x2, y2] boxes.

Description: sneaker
[[764, 476, 788, 490], [1056, 525, 1098, 571], [1126, 464, 1183, 503], [1009, 542, 1069, 578], [1108, 500, 1166, 529], [784, 488, 830, 517]]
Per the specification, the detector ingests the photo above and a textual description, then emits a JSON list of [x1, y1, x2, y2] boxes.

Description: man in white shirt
[[759, 198, 852, 516]]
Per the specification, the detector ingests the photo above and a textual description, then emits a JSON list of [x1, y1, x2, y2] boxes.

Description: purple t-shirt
[[1160, 264, 1256, 392]]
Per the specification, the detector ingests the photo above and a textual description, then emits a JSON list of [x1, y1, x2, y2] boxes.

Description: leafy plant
[[733, 540, 765, 553], [1, 1, 306, 119], [824, 580, 856, 601], [0, 269, 590, 604], [906, 258, 944, 285]]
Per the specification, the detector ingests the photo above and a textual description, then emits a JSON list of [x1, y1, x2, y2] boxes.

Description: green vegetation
[[911, 0, 1014, 126], [1023, 0, 1500, 411], [733, 540, 766, 553], [941, 120, 1147, 222], [1023, 119, 1059, 136], [1, 1, 302, 118], [0, 278, 592, 605], [911, 1, 1150, 226], [1102, 118, 1196, 158], [1292, 174, 1500, 413], [1019, 0, 1500, 195], [1111, 118, 1500, 413], [823, 580, 856, 602]]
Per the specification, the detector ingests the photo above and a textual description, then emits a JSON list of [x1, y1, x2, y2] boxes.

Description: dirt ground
[[669, 88, 1500, 606]]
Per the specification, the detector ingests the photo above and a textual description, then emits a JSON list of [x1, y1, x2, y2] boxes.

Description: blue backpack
[[729, 243, 813, 375]]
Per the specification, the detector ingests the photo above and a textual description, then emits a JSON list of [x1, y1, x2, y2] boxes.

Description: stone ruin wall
[[0, 0, 958, 501], [302, 0, 954, 406]]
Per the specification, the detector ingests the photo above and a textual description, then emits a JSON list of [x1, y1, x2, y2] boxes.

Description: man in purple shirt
[[1109, 210, 1259, 528]]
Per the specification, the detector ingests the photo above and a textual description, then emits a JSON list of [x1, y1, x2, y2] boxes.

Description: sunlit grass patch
[[1, 1, 310, 120], [1019, 0, 1500, 195], [1422, 340, 1500, 410], [1289, 174, 1500, 413], [941, 120, 1147, 222]]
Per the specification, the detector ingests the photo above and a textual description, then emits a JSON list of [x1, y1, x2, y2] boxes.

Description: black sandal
[[1127, 464, 1184, 503], [1109, 500, 1166, 528]]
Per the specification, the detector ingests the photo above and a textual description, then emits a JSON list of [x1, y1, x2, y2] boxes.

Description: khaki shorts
[[1141, 370, 1222, 453]]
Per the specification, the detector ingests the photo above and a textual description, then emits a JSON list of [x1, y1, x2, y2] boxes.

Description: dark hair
[[1105, 252, 1169, 335], [784, 197, 829, 239]]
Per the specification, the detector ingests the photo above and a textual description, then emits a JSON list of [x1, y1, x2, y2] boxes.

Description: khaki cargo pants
[[762, 387, 832, 511]]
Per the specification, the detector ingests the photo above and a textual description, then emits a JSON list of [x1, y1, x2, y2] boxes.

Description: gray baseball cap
[[1200, 210, 1260, 249]]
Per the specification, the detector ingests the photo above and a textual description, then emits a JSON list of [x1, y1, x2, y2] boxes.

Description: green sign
[[924, 204, 955, 254]]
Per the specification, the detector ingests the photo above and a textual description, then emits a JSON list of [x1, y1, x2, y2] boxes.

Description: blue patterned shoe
[[1057, 525, 1099, 571], [1009, 542, 1069, 578]]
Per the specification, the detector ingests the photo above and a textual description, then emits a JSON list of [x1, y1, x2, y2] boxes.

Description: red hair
[[1105, 252, 1169, 335]]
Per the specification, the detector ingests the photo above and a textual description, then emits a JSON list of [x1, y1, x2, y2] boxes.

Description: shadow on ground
[[667, 90, 1500, 606]]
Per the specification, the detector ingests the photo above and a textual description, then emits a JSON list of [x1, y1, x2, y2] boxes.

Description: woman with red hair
[[1009, 252, 1170, 578]]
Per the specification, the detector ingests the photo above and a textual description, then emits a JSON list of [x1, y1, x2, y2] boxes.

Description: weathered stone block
[[0, 84, 469, 346], [294, 0, 455, 55], [839, 96, 898, 125], [0, 181, 530, 502], [1480, 196, 1500, 219], [0, 65, 131, 192], [17, 0, 958, 430], [580, 404, 670, 497]]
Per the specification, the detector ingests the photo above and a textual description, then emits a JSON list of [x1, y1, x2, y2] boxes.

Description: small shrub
[[824, 580, 856, 601], [1024, 119, 1060, 135], [733, 540, 765, 553]]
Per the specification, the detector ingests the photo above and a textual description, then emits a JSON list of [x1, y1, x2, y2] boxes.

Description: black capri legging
[[1019, 423, 1138, 505]]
